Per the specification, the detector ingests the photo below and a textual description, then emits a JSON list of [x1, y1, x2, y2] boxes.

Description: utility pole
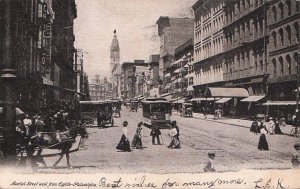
[[1, 0, 17, 161]]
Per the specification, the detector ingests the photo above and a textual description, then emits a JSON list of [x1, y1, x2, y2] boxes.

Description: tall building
[[192, 0, 225, 97], [156, 17, 194, 89], [110, 30, 120, 82], [89, 75, 113, 101]]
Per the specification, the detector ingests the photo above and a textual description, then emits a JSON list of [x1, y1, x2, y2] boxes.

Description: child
[[204, 153, 216, 172]]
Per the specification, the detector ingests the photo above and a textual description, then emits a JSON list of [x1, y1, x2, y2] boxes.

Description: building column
[[1, 0, 17, 160]]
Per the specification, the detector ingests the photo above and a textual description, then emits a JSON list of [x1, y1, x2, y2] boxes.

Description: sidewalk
[[172, 110, 295, 135]]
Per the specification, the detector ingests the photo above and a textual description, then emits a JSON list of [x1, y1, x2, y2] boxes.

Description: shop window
[[286, 0, 291, 16], [279, 57, 284, 76], [279, 28, 284, 46], [287, 55, 291, 75], [295, 22, 300, 42], [279, 2, 284, 19]]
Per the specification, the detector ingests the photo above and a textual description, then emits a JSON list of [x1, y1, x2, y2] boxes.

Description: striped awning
[[208, 87, 249, 97]]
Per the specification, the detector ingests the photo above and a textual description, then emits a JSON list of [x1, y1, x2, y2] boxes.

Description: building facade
[[147, 54, 160, 95], [120, 60, 148, 99], [156, 17, 194, 89], [192, 0, 225, 98], [89, 75, 112, 101]]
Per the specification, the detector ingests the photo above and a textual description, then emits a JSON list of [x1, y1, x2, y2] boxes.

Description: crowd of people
[[250, 116, 284, 151]]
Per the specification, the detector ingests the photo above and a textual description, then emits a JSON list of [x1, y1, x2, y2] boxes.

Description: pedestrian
[[168, 121, 181, 149], [258, 126, 269, 151], [250, 117, 260, 134], [35, 116, 45, 133], [274, 118, 283, 134], [116, 121, 131, 152], [172, 121, 180, 143], [203, 153, 216, 172], [203, 107, 207, 119], [131, 122, 143, 149], [97, 111, 104, 129], [267, 117, 275, 134], [150, 124, 161, 145]]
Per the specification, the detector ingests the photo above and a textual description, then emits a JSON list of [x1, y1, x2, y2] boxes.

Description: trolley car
[[142, 98, 172, 128]]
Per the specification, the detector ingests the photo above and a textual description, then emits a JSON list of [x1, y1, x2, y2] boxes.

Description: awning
[[165, 73, 171, 77], [184, 74, 193, 78], [208, 87, 249, 97], [187, 86, 194, 91], [263, 101, 297, 106], [215, 98, 232, 104], [173, 99, 185, 104], [184, 64, 189, 68], [160, 93, 171, 97], [190, 97, 220, 101], [241, 95, 265, 102]]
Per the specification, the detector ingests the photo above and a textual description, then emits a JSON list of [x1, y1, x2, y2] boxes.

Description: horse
[[31, 124, 88, 168]]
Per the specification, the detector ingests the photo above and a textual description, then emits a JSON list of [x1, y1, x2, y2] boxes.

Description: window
[[286, 0, 291, 16], [279, 28, 284, 46], [272, 31, 277, 48], [272, 6, 277, 22], [279, 57, 284, 76], [287, 55, 291, 75], [279, 2, 284, 19], [295, 22, 300, 42], [260, 60, 263, 72], [273, 59, 277, 76], [286, 25, 292, 45], [295, 53, 299, 70]]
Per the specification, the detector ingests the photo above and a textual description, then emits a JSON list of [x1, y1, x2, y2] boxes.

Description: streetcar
[[142, 97, 172, 128], [79, 101, 114, 127], [181, 103, 193, 117]]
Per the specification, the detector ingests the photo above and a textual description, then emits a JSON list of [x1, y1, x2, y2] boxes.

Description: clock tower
[[110, 30, 120, 82]]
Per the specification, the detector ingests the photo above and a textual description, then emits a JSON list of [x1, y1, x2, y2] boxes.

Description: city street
[[37, 107, 299, 174]]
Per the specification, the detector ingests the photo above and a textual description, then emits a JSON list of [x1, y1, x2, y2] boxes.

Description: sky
[[74, 0, 197, 80]]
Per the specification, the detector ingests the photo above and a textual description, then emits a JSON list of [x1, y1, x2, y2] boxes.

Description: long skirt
[[274, 124, 283, 134], [116, 134, 131, 152], [258, 134, 269, 150], [131, 135, 142, 149]]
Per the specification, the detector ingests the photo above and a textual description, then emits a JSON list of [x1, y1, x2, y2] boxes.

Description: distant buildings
[[89, 75, 112, 101], [120, 60, 148, 99]]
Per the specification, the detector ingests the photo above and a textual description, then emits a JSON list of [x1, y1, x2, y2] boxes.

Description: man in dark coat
[[150, 124, 161, 145]]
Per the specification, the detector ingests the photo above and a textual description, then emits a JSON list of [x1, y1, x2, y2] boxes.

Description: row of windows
[[272, 0, 300, 23], [272, 53, 299, 77], [271, 22, 300, 49], [225, 0, 253, 24], [194, 65, 222, 85]]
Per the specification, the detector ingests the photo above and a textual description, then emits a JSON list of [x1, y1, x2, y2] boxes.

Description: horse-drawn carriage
[[180, 103, 193, 117], [16, 124, 87, 168], [130, 100, 139, 112], [79, 101, 114, 127]]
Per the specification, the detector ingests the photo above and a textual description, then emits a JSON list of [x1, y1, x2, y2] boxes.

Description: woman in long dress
[[258, 126, 269, 150], [116, 121, 131, 152], [131, 122, 143, 149]]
